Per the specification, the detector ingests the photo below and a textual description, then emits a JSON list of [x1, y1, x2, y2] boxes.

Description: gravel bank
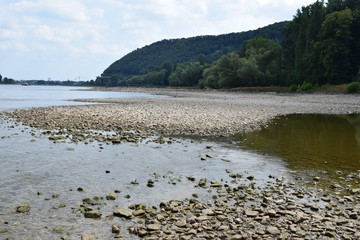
[[7, 90, 360, 138]]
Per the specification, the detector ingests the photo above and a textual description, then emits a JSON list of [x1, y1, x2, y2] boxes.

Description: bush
[[289, 84, 298, 92], [300, 82, 313, 91], [346, 82, 360, 93]]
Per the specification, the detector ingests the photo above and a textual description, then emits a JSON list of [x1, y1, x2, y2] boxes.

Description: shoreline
[[6, 90, 360, 139]]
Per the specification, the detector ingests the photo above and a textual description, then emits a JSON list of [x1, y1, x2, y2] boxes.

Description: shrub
[[289, 84, 298, 92], [300, 82, 313, 91], [346, 82, 360, 93]]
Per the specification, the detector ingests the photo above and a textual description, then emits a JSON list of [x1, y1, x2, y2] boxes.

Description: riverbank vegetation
[[0, 74, 16, 85], [93, 0, 360, 92]]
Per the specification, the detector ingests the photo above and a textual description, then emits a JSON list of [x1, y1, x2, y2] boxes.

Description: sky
[[0, 0, 317, 81]]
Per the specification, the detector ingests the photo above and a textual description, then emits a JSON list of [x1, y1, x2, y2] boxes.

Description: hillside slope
[[101, 21, 288, 78]]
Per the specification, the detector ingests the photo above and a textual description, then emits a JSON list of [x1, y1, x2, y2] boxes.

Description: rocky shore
[[72, 172, 360, 240], [2, 89, 360, 239], [7, 90, 360, 140]]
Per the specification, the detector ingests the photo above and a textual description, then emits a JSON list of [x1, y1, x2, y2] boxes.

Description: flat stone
[[266, 226, 280, 235], [175, 219, 187, 227], [244, 210, 259, 217], [84, 211, 102, 219], [147, 224, 161, 231], [81, 234, 97, 240], [82, 197, 103, 205], [52, 227, 66, 233], [196, 216, 209, 221], [114, 209, 133, 218], [231, 235, 243, 240], [133, 209, 146, 216], [202, 209, 215, 216]]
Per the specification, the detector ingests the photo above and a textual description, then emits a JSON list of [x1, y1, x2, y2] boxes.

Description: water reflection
[[235, 114, 360, 174]]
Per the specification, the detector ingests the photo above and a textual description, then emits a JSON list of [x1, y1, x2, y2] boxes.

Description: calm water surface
[[0, 85, 156, 111], [236, 114, 360, 184]]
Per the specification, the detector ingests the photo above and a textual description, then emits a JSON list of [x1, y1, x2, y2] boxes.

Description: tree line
[[94, 0, 358, 89], [0, 74, 16, 85]]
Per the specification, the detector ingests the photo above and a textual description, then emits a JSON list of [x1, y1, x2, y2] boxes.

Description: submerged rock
[[106, 192, 118, 200], [84, 211, 102, 219], [16, 205, 30, 214]]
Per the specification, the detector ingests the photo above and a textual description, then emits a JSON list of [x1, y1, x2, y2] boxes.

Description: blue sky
[[0, 0, 316, 81]]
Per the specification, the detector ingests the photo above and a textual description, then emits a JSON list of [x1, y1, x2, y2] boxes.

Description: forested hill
[[102, 21, 287, 78]]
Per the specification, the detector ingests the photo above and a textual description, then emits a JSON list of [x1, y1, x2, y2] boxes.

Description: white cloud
[[1, 0, 318, 80], [11, 0, 90, 22]]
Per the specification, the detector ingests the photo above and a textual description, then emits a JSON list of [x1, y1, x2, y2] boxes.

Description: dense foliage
[[95, 0, 360, 89], [0, 74, 16, 84], [282, 0, 360, 86], [95, 22, 287, 87]]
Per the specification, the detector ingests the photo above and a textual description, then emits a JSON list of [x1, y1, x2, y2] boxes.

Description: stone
[[187, 176, 196, 181], [106, 192, 118, 200], [81, 234, 97, 240], [112, 225, 120, 234], [16, 205, 30, 214], [114, 209, 133, 219], [133, 209, 146, 216], [198, 178, 207, 187], [310, 205, 319, 211], [147, 224, 161, 231], [267, 209, 277, 217], [244, 210, 259, 217], [84, 211, 102, 219], [210, 182, 222, 188], [82, 197, 102, 205], [175, 219, 187, 227], [52, 227, 66, 233], [0, 228, 9, 233], [231, 235, 243, 240], [202, 209, 215, 216], [350, 188, 360, 194], [247, 176, 254, 180], [266, 226, 280, 235]]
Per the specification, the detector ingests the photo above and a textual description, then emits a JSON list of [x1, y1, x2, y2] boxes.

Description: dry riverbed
[[2, 89, 360, 239], [7, 89, 360, 138]]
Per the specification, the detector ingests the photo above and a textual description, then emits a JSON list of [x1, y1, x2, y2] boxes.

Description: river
[[0, 85, 358, 239]]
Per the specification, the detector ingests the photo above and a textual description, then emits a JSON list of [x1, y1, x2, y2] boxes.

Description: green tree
[[3, 77, 16, 84], [169, 62, 204, 86], [199, 64, 220, 89], [238, 56, 264, 86], [217, 53, 243, 88], [318, 9, 354, 84], [241, 36, 282, 86]]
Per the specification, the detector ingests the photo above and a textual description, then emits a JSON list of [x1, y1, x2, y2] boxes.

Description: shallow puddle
[[235, 114, 360, 187]]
